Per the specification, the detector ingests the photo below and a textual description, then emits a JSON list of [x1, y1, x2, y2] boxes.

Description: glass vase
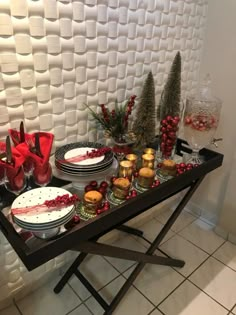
[[183, 83, 222, 164], [159, 114, 180, 160], [33, 162, 52, 187]]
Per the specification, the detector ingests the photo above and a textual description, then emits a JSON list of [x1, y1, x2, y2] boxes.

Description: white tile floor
[[2, 208, 236, 315]]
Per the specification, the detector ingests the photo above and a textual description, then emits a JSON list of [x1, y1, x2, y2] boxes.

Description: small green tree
[[133, 71, 156, 148], [157, 51, 181, 120]]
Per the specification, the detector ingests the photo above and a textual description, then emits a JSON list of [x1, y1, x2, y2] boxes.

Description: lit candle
[[125, 154, 138, 170], [119, 160, 133, 180], [143, 148, 155, 155], [142, 154, 155, 169]]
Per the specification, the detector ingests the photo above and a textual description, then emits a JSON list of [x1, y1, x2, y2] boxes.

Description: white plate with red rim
[[11, 187, 75, 226]]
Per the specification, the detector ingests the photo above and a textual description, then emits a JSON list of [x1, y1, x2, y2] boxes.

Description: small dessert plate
[[132, 179, 149, 193], [106, 190, 125, 206], [77, 203, 97, 221], [156, 169, 174, 182]]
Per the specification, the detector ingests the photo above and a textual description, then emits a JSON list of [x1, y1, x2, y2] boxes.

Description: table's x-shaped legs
[[54, 177, 204, 314]]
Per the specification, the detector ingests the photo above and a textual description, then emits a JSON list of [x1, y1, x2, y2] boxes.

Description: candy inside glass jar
[[184, 75, 222, 164]]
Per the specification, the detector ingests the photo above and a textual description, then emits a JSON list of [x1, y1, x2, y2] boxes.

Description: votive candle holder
[[125, 154, 138, 170], [142, 154, 155, 169], [118, 160, 133, 180]]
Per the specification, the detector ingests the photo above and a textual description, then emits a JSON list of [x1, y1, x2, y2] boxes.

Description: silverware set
[[0, 121, 45, 195]]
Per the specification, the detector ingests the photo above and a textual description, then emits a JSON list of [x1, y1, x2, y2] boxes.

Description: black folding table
[[0, 139, 223, 315]]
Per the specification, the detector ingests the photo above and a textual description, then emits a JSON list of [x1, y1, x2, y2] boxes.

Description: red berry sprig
[[44, 194, 80, 208], [12, 194, 80, 216]]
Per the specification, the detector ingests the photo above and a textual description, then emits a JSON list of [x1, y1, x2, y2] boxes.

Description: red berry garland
[[11, 194, 80, 216], [176, 162, 199, 175], [62, 147, 111, 164], [44, 194, 80, 207]]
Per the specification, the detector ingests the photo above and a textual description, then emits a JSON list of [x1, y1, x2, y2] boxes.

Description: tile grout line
[[228, 302, 236, 314], [132, 229, 230, 311], [69, 271, 123, 304], [65, 302, 93, 315], [176, 229, 226, 255], [147, 306, 165, 315], [182, 240, 232, 313], [13, 298, 23, 315], [187, 278, 230, 313], [63, 216, 228, 314]]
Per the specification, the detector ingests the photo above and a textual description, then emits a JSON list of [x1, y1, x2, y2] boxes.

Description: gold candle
[[125, 154, 138, 170], [143, 148, 155, 155], [118, 160, 133, 180], [142, 154, 155, 169]]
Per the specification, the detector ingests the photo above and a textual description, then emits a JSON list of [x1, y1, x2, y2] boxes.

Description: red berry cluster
[[125, 189, 137, 200], [65, 214, 80, 229], [184, 114, 217, 131], [86, 147, 111, 159], [100, 95, 136, 127], [151, 179, 161, 188], [160, 115, 180, 158], [44, 194, 80, 208], [176, 162, 199, 176], [96, 201, 110, 214], [84, 180, 109, 196], [124, 95, 136, 128]]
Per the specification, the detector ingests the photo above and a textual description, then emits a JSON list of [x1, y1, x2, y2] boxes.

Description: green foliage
[[84, 96, 136, 141], [157, 51, 181, 120], [133, 72, 156, 147]]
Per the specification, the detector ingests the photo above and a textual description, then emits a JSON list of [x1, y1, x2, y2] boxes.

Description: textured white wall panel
[[0, 0, 208, 307]]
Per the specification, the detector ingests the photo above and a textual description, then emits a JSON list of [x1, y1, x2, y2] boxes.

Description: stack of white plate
[[54, 142, 114, 176], [11, 187, 75, 238]]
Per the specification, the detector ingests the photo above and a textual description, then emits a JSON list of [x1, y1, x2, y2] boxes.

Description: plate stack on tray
[[54, 142, 114, 176], [11, 187, 75, 239]]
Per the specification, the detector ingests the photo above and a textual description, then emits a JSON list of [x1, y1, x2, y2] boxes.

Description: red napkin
[[8, 131, 54, 185], [0, 142, 25, 191], [8, 131, 54, 166]]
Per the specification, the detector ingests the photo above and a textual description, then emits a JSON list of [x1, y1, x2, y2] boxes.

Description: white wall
[[189, 0, 236, 227], [0, 0, 209, 307]]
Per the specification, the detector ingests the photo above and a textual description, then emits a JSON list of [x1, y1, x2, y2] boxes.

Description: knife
[[0, 152, 6, 160], [35, 133, 43, 158], [19, 121, 25, 143], [6, 136, 13, 164]]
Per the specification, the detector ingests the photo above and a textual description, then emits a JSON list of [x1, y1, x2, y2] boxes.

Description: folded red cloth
[[8, 131, 54, 167], [0, 142, 25, 191]]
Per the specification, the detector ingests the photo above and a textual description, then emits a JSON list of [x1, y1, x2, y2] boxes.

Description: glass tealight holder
[[143, 148, 155, 156], [118, 160, 133, 180], [112, 185, 130, 200], [125, 154, 138, 170], [142, 154, 155, 169], [138, 167, 155, 188], [82, 190, 103, 218]]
